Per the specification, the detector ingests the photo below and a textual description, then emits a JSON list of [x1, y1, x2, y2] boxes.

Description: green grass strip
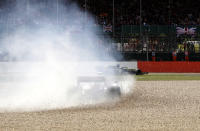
[[136, 74, 200, 81]]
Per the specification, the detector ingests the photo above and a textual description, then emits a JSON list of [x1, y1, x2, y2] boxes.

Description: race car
[[77, 75, 121, 100], [73, 65, 134, 104]]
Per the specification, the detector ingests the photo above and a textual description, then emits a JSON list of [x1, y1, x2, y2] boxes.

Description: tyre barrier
[[138, 61, 200, 73]]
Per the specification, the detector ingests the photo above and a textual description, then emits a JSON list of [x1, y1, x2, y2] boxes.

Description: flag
[[176, 27, 196, 37], [103, 25, 112, 32]]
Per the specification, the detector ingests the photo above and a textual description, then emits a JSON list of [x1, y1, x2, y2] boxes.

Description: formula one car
[[77, 75, 121, 100], [74, 65, 134, 104]]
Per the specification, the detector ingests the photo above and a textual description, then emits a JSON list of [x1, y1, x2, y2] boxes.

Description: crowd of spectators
[[0, 0, 200, 56], [1, 0, 200, 26], [77, 0, 200, 26]]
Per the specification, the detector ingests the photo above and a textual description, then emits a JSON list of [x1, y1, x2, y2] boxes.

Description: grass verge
[[136, 73, 200, 81]]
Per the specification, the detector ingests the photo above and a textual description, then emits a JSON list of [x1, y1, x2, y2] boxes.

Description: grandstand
[[0, 0, 200, 61], [77, 0, 200, 61]]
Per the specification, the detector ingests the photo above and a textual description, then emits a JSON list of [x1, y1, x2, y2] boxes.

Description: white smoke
[[0, 0, 135, 112]]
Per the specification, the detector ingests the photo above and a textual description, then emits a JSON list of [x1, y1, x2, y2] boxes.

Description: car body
[[77, 74, 121, 100]]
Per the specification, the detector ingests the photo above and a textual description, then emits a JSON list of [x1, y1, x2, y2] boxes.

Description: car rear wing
[[77, 76, 106, 83]]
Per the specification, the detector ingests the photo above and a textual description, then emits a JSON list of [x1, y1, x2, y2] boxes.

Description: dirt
[[0, 81, 200, 131]]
